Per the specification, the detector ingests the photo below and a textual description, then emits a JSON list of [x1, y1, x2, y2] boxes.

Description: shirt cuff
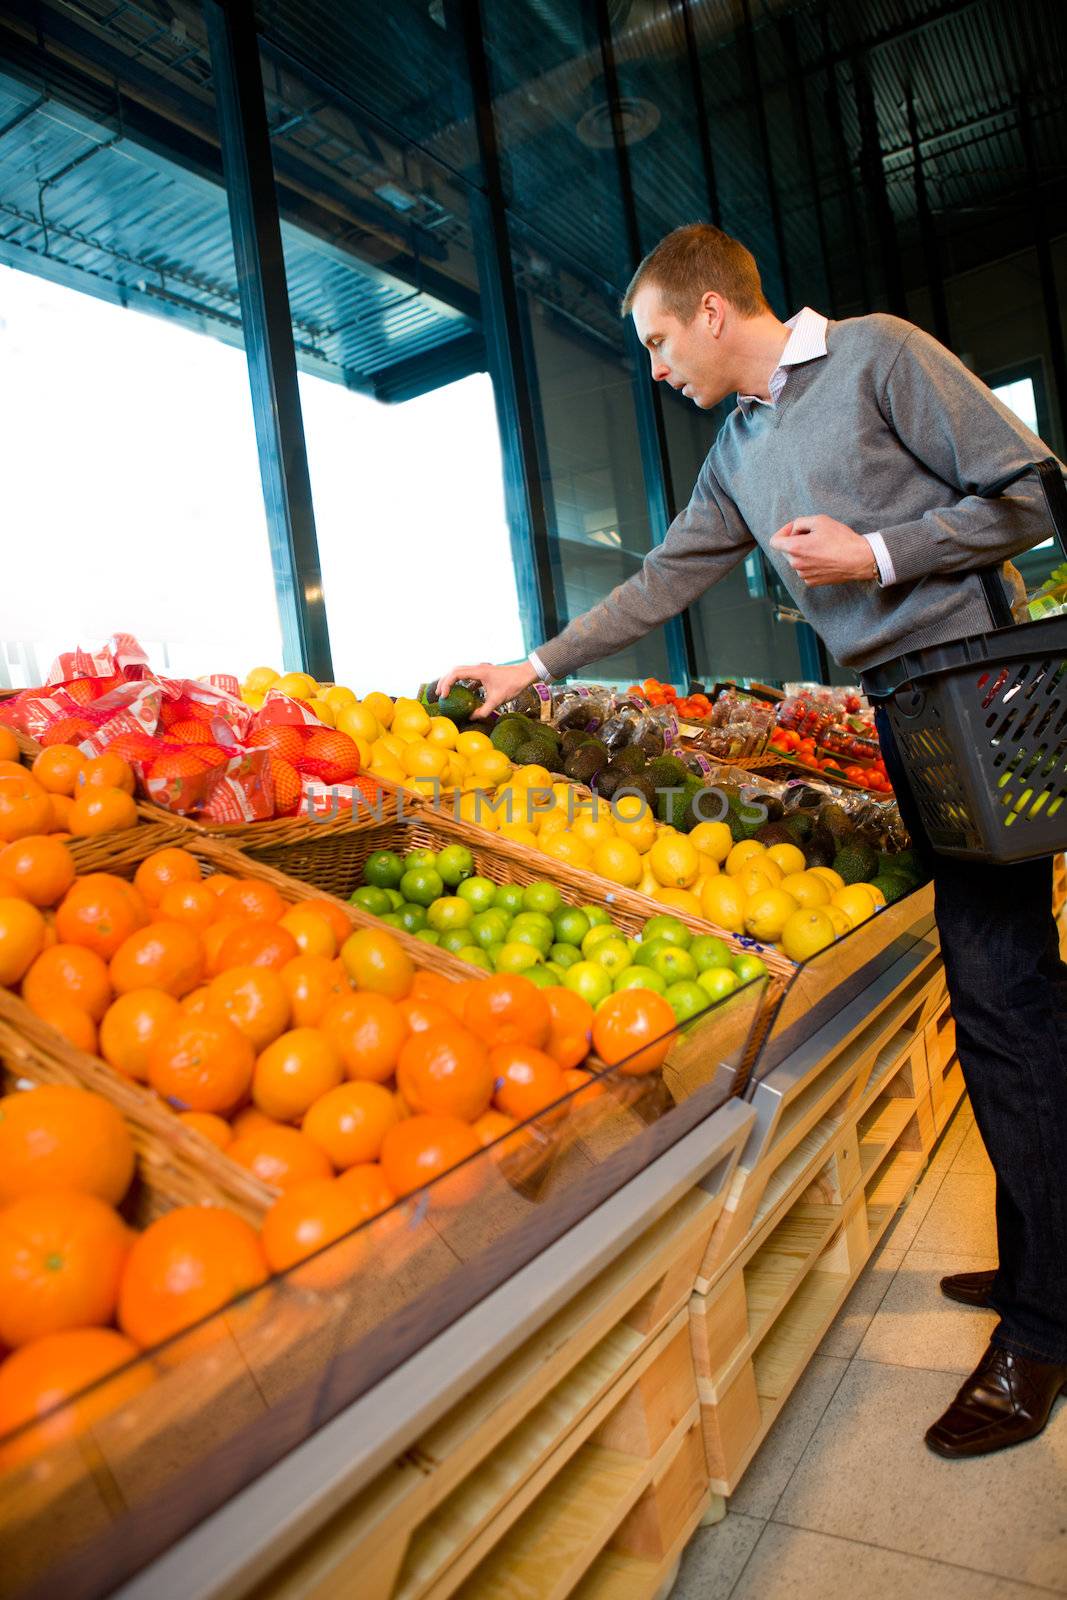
[[864, 532, 896, 587], [528, 651, 553, 683]]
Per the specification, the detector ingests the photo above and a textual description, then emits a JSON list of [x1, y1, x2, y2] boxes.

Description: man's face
[[631, 284, 731, 409]]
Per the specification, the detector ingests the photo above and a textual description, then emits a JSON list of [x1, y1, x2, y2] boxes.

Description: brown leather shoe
[[926, 1342, 1067, 1457], [940, 1269, 997, 1307]]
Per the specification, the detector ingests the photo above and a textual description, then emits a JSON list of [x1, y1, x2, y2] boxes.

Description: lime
[[665, 980, 710, 1022], [439, 927, 477, 955], [507, 921, 553, 956], [436, 844, 474, 887], [509, 910, 554, 942], [732, 953, 767, 984], [579, 904, 613, 928], [549, 942, 582, 970], [382, 888, 404, 910], [641, 914, 692, 949], [589, 937, 632, 977], [544, 961, 568, 983], [689, 935, 734, 972], [469, 909, 510, 949], [403, 849, 437, 874], [380, 912, 404, 929], [522, 965, 558, 990], [494, 942, 544, 974], [363, 850, 404, 889], [632, 936, 674, 969], [457, 876, 497, 913], [563, 961, 613, 1006], [349, 885, 390, 916], [415, 928, 441, 945], [522, 881, 562, 917], [486, 941, 506, 965], [613, 966, 667, 995], [551, 907, 591, 948], [648, 946, 698, 984], [697, 967, 740, 1002], [492, 883, 525, 917], [426, 897, 474, 933], [399, 867, 443, 907], [580, 923, 619, 957], [462, 948, 493, 971], [397, 903, 428, 934]]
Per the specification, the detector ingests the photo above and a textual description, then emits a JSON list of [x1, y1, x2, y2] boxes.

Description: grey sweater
[[534, 314, 1063, 678]]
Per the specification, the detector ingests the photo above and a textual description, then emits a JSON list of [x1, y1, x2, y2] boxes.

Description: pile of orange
[[0, 727, 141, 842]]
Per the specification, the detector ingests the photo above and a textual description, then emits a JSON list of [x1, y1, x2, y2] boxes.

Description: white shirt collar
[[737, 307, 829, 415]]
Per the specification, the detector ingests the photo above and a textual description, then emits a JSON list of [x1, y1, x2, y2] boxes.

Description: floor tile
[[950, 1123, 993, 1177], [728, 1356, 850, 1519], [856, 1250, 998, 1374], [816, 1247, 903, 1359], [730, 1523, 1057, 1600], [774, 1359, 1067, 1591], [673, 1509, 764, 1600], [909, 1170, 998, 1257]]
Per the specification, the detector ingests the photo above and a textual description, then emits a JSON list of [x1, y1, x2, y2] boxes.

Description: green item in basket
[[613, 966, 666, 995], [579, 903, 613, 928], [439, 927, 476, 955], [380, 912, 404, 930], [364, 850, 404, 889], [468, 909, 510, 948], [522, 881, 562, 917], [549, 942, 582, 970], [494, 942, 544, 975], [426, 897, 474, 933], [436, 844, 474, 887], [349, 885, 391, 916], [665, 980, 710, 1022], [492, 883, 525, 917], [463, 948, 493, 971], [457, 876, 497, 912], [399, 867, 444, 906], [551, 907, 591, 948], [522, 965, 558, 990], [382, 888, 404, 911], [641, 914, 692, 949], [403, 848, 438, 875], [396, 903, 428, 934], [689, 934, 733, 972], [415, 928, 441, 946]]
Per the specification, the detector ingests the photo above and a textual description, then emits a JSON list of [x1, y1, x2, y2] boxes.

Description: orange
[[133, 848, 203, 908], [0, 776, 52, 843], [110, 922, 205, 998], [69, 786, 138, 836], [253, 1028, 344, 1122], [299, 898, 352, 948], [0, 726, 18, 762], [206, 965, 290, 1050], [278, 906, 337, 959], [230, 1105, 280, 1139], [47, 1002, 98, 1053], [148, 1014, 255, 1113], [335, 1162, 396, 1222], [0, 836, 75, 907], [409, 971, 458, 1008], [463, 974, 551, 1050], [182, 985, 212, 1015], [0, 1327, 150, 1467], [379, 1114, 481, 1199], [204, 872, 239, 899], [49, 793, 76, 832], [22, 942, 112, 1020], [99, 988, 182, 1080], [202, 915, 249, 975], [396, 1023, 493, 1122], [543, 988, 594, 1070], [592, 990, 676, 1076], [279, 954, 349, 1027], [0, 897, 47, 985], [302, 1081, 400, 1168], [215, 879, 287, 923], [177, 1111, 232, 1150], [156, 881, 218, 930], [0, 1084, 134, 1205], [490, 1044, 566, 1121], [55, 872, 148, 958], [31, 745, 87, 796], [472, 1108, 518, 1148], [260, 1179, 365, 1273], [321, 992, 408, 1083], [562, 1067, 606, 1108], [228, 1125, 332, 1190], [395, 996, 455, 1034], [0, 1191, 130, 1346], [338, 927, 414, 1000], [117, 1206, 268, 1348], [75, 753, 135, 795], [215, 920, 299, 973]]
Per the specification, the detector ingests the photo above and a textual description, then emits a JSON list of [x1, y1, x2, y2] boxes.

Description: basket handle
[[976, 457, 1067, 628]]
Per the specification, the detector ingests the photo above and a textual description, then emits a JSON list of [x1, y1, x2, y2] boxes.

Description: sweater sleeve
[[533, 461, 755, 680], [873, 328, 1066, 586]]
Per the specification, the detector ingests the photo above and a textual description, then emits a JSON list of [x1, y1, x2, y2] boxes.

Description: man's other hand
[[769, 515, 877, 586], [436, 661, 538, 719]]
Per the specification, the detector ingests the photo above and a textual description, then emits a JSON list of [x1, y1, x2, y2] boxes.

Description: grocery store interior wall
[[0, 0, 1064, 690]]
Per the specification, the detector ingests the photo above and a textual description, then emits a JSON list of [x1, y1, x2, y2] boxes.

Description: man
[[439, 223, 1067, 1457]]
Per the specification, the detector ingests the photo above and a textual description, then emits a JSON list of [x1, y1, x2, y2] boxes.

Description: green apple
[[457, 876, 498, 912], [551, 907, 591, 948], [613, 966, 667, 995], [522, 881, 562, 917], [589, 937, 633, 977], [436, 844, 474, 887], [697, 967, 741, 1003], [426, 896, 473, 933], [641, 914, 692, 949], [348, 885, 391, 916], [732, 953, 768, 984], [689, 935, 734, 972], [579, 903, 613, 928], [563, 960, 613, 1006], [648, 946, 698, 985], [492, 883, 525, 917], [494, 942, 544, 974], [664, 980, 710, 1022]]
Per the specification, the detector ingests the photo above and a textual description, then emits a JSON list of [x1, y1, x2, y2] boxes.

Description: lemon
[[370, 757, 406, 785], [373, 733, 405, 761], [765, 842, 806, 877], [427, 716, 459, 748], [274, 671, 317, 700], [649, 834, 700, 888], [241, 689, 265, 710], [831, 885, 878, 927], [612, 797, 657, 853], [592, 837, 642, 887], [307, 696, 336, 727], [780, 908, 837, 961], [637, 868, 660, 899], [700, 875, 746, 933], [407, 775, 445, 800], [780, 871, 830, 908], [456, 729, 493, 757], [688, 821, 733, 863], [363, 691, 393, 728], [392, 705, 431, 740], [457, 789, 499, 831], [695, 850, 721, 879], [824, 905, 852, 937], [245, 665, 280, 693], [538, 812, 570, 840], [735, 863, 782, 901], [744, 887, 799, 942], [513, 764, 552, 790], [726, 840, 766, 876], [402, 742, 449, 780], [808, 866, 845, 892], [323, 684, 357, 713], [338, 703, 382, 744], [541, 831, 592, 869], [653, 886, 702, 917], [498, 823, 539, 847], [471, 749, 513, 786], [865, 883, 887, 909], [352, 735, 372, 768], [573, 812, 617, 847]]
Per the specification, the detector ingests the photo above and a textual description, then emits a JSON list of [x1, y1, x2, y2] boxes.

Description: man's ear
[[701, 292, 725, 334]]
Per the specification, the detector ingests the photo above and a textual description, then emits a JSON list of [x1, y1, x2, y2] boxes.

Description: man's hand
[[436, 661, 538, 719], [769, 515, 877, 586]]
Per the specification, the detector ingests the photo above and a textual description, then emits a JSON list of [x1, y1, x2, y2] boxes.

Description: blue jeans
[[874, 706, 1067, 1363]]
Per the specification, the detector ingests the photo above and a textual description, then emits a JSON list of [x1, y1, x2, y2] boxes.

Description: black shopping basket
[[864, 458, 1067, 864]]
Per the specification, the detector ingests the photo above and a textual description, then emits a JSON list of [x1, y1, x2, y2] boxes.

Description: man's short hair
[[621, 223, 769, 320]]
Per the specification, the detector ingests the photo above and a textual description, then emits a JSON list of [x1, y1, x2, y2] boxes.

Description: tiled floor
[[675, 1098, 1067, 1599]]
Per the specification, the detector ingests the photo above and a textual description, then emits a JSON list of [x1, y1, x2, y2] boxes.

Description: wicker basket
[[186, 786, 403, 891]]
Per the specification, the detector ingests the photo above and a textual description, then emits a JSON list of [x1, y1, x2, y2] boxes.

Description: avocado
[[505, 686, 543, 719], [636, 726, 666, 758], [491, 717, 534, 759], [817, 803, 853, 842], [783, 811, 814, 843], [802, 838, 835, 869], [565, 745, 610, 785], [600, 713, 638, 751], [833, 843, 879, 884], [515, 735, 558, 768], [656, 776, 704, 831], [755, 820, 798, 848], [870, 871, 911, 905], [612, 745, 647, 774], [556, 703, 596, 731], [594, 763, 628, 799], [646, 754, 689, 789]]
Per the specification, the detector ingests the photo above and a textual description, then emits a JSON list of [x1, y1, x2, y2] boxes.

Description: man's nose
[[650, 357, 669, 382]]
